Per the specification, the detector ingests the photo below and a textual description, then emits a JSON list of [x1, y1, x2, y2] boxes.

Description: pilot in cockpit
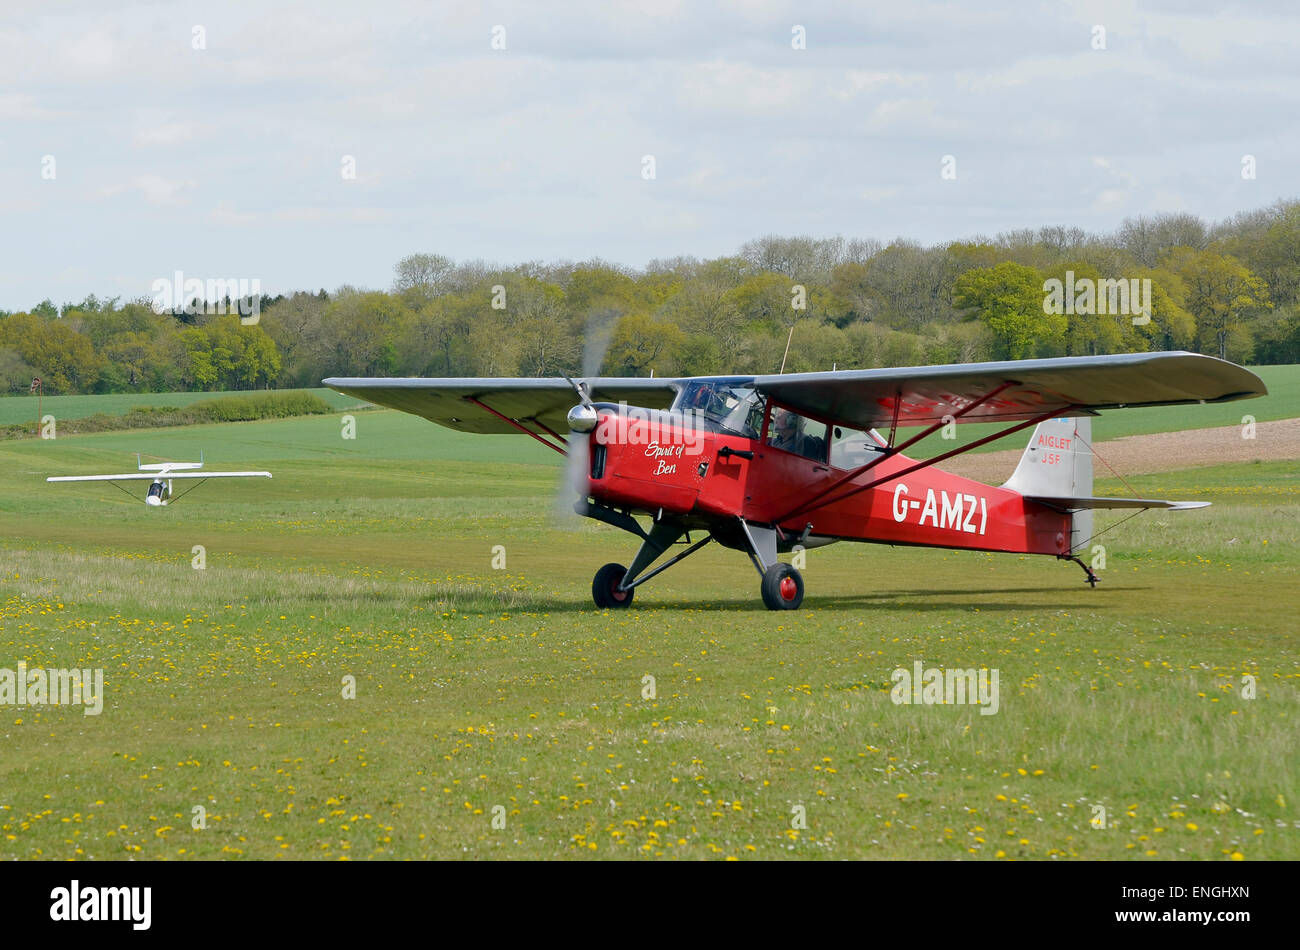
[[768, 407, 804, 454]]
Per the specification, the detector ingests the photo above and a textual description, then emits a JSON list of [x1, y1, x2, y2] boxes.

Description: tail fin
[[1004, 415, 1211, 554], [1002, 416, 1094, 555]]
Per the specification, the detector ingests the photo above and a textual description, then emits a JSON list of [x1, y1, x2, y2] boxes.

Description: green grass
[[0, 407, 1295, 860], [0, 387, 367, 426]]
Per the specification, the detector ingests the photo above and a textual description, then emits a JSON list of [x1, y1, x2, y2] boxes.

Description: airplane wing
[[48, 473, 162, 482], [48, 471, 271, 482], [752, 352, 1267, 429], [322, 377, 680, 434], [324, 353, 1265, 437]]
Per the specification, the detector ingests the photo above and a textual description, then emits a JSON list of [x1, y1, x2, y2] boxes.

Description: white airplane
[[47, 454, 272, 506]]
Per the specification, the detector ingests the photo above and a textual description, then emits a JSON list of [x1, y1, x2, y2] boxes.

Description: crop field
[[0, 389, 1296, 860]]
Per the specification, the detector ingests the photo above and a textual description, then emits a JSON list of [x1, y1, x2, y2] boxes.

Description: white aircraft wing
[[48, 471, 271, 482], [49, 473, 166, 482]]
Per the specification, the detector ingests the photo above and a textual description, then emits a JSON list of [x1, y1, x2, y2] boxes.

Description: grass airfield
[[0, 404, 1296, 860]]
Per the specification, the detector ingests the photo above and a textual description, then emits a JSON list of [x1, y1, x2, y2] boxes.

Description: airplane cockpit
[[673, 380, 766, 439], [673, 380, 887, 467]]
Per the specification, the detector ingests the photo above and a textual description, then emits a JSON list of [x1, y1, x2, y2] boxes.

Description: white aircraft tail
[[1002, 416, 1094, 555], [1003, 415, 1211, 557], [138, 452, 204, 473]]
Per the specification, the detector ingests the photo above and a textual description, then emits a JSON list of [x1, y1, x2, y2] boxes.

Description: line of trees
[[0, 302, 282, 394], [2, 199, 1297, 395]]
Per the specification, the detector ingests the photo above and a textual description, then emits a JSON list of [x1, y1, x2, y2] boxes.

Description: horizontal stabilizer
[[1026, 495, 1210, 511]]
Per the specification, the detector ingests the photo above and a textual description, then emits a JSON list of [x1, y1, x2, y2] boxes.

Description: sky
[[1, 0, 1297, 310]]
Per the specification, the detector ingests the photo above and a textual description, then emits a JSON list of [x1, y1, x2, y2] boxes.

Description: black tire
[[592, 562, 634, 609], [760, 562, 804, 611]]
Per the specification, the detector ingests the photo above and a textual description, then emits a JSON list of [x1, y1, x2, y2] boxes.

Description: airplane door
[[744, 406, 839, 521]]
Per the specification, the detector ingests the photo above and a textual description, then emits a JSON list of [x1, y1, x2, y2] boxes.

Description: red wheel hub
[[779, 576, 797, 601], [610, 580, 628, 601]]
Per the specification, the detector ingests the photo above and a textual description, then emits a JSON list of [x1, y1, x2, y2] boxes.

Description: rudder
[[1001, 415, 1094, 554]]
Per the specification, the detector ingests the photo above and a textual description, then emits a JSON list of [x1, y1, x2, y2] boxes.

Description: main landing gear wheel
[[761, 563, 804, 611], [592, 562, 634, 609]]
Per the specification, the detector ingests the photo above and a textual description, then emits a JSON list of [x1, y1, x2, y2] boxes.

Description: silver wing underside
[[750, 352, 1266, 429], [322, 376, 680, 434], [325, 352, 1266, 435]]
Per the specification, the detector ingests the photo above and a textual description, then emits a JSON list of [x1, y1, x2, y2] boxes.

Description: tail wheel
[[760, 563, 804, 611], [592, 562, 634, 609]]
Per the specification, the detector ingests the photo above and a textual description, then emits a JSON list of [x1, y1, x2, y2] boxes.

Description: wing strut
[[166, 478, 209, 506], [775, 381, 1017, 522], [108, 479, 144, 502], [463, 397, 568, 456], [527, 417, 569, 445], [886, 387, 902, 448], [777, 402, 1078, 523]]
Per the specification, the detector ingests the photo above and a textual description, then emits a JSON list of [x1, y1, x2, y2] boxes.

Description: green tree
[[515, 315, 579, 376], [322, 291, 411, 376], [1216, 200, 1300, 309], [102, 332, 156, 388], [177, 327, 217, 389], [261, 292, 329, 386], [953, 262, 1056, 359], [0, 347, 40, 393], [393, 253, 455, 307], [1162, 248, 1271, 359], [1252, 307, 1300, 364], [565, 264, 640, 317], [0, 313, 102, 392], [606, 313, 685, 376], [232, 320, 281, 388]]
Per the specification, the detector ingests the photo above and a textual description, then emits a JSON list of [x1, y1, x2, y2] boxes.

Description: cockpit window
[[829, 425, 888, 469], [766, 406, 828, 462], [674, 382, 765, 438]]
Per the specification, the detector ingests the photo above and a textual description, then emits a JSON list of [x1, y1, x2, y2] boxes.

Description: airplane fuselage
[[585, 407, 1072, 557]]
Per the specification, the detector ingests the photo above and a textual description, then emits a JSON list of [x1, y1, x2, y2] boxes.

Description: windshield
[[673, 381, 765, 438]]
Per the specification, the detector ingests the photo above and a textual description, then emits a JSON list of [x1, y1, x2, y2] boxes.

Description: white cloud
[[0, 0, 1296, 310], [60, 29, 118, 76], [0, 93, 60, 120], [99, 175, 196, 206], [134, 120, 201, 147]]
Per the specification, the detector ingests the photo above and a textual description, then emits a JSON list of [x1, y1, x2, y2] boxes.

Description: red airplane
[[326, 351, 1266, 610]]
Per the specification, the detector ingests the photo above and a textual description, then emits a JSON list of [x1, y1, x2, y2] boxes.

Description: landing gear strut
[[589, 520, 713, 609], [581, 510, 810, 611], [737, 517, 806, 611]]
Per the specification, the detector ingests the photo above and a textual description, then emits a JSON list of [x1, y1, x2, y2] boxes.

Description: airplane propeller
[[552, 312, 616, 526]]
